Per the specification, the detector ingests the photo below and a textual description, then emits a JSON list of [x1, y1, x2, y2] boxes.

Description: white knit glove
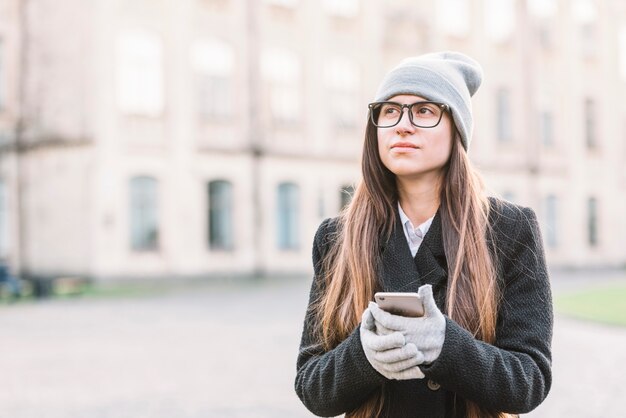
[[360, 308, 425, 380], [369, 284, 446, 365]]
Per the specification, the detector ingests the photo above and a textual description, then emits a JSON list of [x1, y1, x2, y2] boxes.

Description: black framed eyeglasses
[[368, 101, 449, 128]]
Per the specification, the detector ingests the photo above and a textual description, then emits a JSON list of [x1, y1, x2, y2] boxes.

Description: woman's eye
[[417, 106, 434, 115]]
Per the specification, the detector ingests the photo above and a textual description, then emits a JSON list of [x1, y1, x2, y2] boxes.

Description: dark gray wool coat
[[295, 198, 553, 418]]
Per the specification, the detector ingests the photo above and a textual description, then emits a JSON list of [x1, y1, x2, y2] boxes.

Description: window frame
[[277, 182, 300, 250], [207, 180, 235, 251], [129, 176, 160, 252]]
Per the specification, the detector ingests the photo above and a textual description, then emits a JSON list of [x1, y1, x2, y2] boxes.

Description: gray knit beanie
[[373, 51, 483, 150]]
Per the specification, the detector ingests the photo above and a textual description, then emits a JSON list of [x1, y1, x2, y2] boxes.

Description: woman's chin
[[387, 165, 444, 180]]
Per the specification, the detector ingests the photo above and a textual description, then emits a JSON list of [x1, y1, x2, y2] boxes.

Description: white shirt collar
[[398, 202, 435, 257], [397, 202, 435, 241]]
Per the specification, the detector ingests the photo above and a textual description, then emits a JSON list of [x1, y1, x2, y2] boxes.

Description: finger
[[391, 366, 425, 380], [381, 355, 422, 373], [372, 343, 418, 363], [378, 344, 425, 369], [359, 323, 376, 348], [360, 323, 377, 347], [374, 319, 394, 336], [417, 284, 439, 316], [362, 330, 406, 351], [361, 308, 375, 330], [368, 301, 411, 331]]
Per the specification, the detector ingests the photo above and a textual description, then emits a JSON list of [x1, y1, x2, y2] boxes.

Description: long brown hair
[[313, 117, 512, 418]]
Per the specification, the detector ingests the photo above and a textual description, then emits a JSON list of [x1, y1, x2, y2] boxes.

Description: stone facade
[[0, 0, 624, 282]]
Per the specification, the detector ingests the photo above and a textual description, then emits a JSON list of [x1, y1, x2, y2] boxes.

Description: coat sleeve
[[294, 218, 386, 417], [420, 206, 553, 414]]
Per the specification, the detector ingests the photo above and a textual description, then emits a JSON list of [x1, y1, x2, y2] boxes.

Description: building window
[[436, 0, 470, 38], [545, 195, 558, 248], [191, 39, 234, 119], [325, 57, 360, 129], [587, 197, 598, 247], [340, 184, 354, 210], [572, 0, 598, 57], [261, 48, 301, 125], [323, 0, 359, 18], [584, 98, 597, 150], [0, 180, 8, 257], [277, 182, 299, 250], [484, 0, 515, 43], [540, 111, 554, 147], [129, 176, 159, 251], [496, 88, 512, 142], [571, 0, 597, 24], [208, 180, 234, 250], [537, 23, 553, 50], [528, 0, 558, 18], [317, 189, 325, 219], [116, 29, 164, 117]]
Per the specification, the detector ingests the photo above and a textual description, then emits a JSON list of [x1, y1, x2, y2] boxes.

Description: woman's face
[[376, 94, 454, 182]]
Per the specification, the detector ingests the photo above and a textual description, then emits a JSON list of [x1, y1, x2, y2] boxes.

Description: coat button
[[427, 379, 441, 391]]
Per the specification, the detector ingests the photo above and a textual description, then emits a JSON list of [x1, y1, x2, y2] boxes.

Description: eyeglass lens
[[372, 102, 444, 128]]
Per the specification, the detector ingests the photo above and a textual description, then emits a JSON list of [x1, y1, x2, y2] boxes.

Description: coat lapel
[[415, 209, 448, 289], [378, 206, 448, 298], [378, 210, 421, 292]]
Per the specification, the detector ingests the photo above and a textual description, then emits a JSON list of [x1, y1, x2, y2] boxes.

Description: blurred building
[[0, 0, 624, 283]]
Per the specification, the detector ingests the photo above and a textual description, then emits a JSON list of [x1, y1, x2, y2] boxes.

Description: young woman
[[295, 51, 553, 418]]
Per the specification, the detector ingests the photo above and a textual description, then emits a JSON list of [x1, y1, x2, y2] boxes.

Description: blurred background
[[0, 0, 625, 285], [0, 0, 625, 417]]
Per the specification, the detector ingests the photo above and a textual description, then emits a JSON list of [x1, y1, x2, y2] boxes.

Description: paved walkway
[[0, 274, 625, 417]]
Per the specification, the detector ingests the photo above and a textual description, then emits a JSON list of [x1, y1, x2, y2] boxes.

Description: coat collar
[[378, 205, 448, 293]]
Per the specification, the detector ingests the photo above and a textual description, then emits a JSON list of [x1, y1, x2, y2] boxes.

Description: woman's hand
[[369, 284, 446, 364], [359, 308, 425, 380]]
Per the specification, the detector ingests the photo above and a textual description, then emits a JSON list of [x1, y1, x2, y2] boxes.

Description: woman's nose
[[395, 108, 416, 134]]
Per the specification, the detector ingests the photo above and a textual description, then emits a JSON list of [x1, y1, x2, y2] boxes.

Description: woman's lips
[[391, 142, 420, 152]]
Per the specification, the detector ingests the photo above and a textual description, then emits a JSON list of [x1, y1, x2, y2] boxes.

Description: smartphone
[[374, 292, 424, 317]]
